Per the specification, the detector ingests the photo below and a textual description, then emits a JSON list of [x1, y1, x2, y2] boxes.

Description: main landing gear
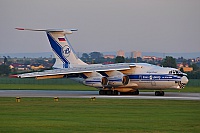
[[99, 90, 118, 95], [99, 89, 139, 95], [155, 91, 165, 96], [99, 90, 165, 96]]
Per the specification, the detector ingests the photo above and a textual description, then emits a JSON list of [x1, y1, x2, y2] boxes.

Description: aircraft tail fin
[[16, 28, 87, 68]]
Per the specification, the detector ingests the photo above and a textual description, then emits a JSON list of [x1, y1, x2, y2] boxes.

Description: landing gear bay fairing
[[15, 28, 188, 96]]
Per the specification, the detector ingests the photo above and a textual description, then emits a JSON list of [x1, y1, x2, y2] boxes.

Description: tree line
[[0, 53, 200, 79]]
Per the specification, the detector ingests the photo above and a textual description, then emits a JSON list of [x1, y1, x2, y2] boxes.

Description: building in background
[[182, 67, 193, 72], [131, 51, 142, 58], [117, 50, 125, 57]]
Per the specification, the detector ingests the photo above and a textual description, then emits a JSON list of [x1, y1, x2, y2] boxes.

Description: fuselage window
[[169, 70, 183, 76]]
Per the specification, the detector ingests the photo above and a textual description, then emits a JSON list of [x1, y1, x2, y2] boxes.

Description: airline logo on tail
[[63, 45, 71, 57], [46, 32, 70, 68]]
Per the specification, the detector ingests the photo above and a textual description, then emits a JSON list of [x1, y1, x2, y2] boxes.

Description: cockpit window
[[169, 70, 183, 75]]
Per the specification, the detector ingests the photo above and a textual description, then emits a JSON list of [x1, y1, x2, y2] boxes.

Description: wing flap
[[35, 75, 65, 79]]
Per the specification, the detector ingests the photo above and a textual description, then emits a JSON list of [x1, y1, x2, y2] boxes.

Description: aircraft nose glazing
[[178, 76, 189, 88], [181, 76, 189, 84]]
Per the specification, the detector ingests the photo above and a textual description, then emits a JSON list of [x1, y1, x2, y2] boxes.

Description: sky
[[0, 0, 200, 54]]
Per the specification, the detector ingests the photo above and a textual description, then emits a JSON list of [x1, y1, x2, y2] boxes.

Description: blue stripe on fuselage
[[128, 74, 181, 81], [46, 32, 70, 68]]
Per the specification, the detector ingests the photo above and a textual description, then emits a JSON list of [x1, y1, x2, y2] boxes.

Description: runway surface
[[0, 90, 200, 100]]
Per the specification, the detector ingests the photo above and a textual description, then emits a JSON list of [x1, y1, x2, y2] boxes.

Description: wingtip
[[70, 29, 78, 31], [15, 28, 25, 30], [9, 74, 19, 78]]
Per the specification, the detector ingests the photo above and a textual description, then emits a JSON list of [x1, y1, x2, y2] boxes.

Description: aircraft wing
[[17, 64, 135, 79]]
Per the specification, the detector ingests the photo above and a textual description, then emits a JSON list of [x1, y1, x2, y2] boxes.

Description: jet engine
[[108, 75, 129, 86], [83, 76, 108, 87], [106, 71, 130, 86]]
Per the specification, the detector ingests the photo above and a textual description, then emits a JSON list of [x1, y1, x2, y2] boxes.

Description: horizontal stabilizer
[[15, 28, 77, 34]]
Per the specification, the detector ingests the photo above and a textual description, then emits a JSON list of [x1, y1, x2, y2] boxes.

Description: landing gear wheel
[[99, 90, 105, 95], [133, 89, 139, 95], [99, 90, 118, 95], [120, 92, 126, 95], [113, 90, 118, 95]]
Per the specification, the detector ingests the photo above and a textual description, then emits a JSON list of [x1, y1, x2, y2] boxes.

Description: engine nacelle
[[83, 76, 108, 87], [105, 70, 130, 86], [108, 75, 129, 86]]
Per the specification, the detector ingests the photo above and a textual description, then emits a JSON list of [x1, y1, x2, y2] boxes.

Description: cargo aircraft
[[15, 28, 188, 96]]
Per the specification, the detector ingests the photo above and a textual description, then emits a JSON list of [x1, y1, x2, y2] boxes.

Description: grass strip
[[0, 98, 199, 132]]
